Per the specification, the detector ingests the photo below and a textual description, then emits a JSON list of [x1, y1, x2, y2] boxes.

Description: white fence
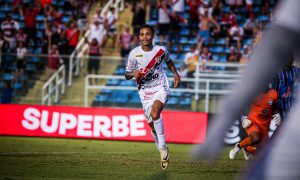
[[41, 65, 66, 105], [84, 62, 246, 112]]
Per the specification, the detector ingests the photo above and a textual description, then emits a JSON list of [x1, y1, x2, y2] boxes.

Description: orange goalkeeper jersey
[[248, 89, 278, 132]]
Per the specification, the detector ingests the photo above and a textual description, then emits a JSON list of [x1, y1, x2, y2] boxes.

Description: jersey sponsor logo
[[135, 54, 143, 58], [143, 74, 159, 82], [136, 49, 165, 85]]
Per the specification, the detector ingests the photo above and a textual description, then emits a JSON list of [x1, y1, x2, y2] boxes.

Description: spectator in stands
[[261, 1, 270, 15], [245, 0, 254, 13], [227, 46, 240, 63], [1, 80, 13, 104], [15, 29, 27, 46], [119, 26, 133, 60], [244, 13, 259, 37], [187, 0, 199, 37], [198, 1, 213, 17], [126, 1, 146, 35], [168, 11, 188, 57], [12, 0, 23, 12], [253, 22, 264, 45], [183, 38, 205, 88], [21, 4, 39, 47], [104, 7, 117, 48], [0, 33, 6, 74], [211, 0, 223, 20], [184, 45, 199, 81], [93, 9, 106, 25], [0, 33, 13, 73], [42, 44, 63, 80], [157, 0, 170, 45], [220, 12, 231, 38], [1, 14, 19, 49], [240, 44, 252, 63], [227, 0, 243, 12], [128, 35, 140, 50], [65, 21, 79, 55], [77, 1, 90, 33], [41, 0, 52, 8], [45, 24, 54, 48], [228, 9, 237, 27], [197, 10, 220, 45], [226, 21, 244, 52], [199, 45, 212, 70], [57, 32, 69, 70], [85, 37, 102, 84], [89, 18, 106, 47], [15, 42, 27, 85], [171, 0, 185, 15]]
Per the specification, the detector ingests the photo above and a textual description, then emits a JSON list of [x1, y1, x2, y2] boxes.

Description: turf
[[0, 136, 248, 179]]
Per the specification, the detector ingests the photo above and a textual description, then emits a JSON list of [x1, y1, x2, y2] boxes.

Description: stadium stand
[[0, 0, 277, 112], [0, 0, 92, 103], [91, 0, 276, 111]]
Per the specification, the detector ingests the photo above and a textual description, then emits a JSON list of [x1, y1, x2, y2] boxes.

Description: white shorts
[[141, 90, 169, 123]]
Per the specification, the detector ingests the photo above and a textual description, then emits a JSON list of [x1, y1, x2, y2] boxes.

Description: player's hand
[[241, 116, 252, 128], [173, 73, 181, 88], [272, 113, 281, 126], [132, 70, 141, 79]]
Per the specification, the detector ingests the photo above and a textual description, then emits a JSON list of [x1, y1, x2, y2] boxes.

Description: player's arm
[[166, 60, 181, 88], [125, 70, 140, 80], [125, 51, 140, 80]]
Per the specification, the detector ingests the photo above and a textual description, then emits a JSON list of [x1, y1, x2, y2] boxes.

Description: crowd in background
[[0, 0, 275, 103], [117, 0, 274, 83]]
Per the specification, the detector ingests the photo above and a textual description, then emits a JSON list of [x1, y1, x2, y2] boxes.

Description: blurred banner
[[0, 104, 208, 144]]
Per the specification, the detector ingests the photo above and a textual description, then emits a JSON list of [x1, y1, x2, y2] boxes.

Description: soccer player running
[[125, 24, 181, 169], [229, 87, 281, 160]]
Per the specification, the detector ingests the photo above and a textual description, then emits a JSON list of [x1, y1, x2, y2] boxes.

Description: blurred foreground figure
[[192, 0, 300, 179], [229, 88, 280, 160]]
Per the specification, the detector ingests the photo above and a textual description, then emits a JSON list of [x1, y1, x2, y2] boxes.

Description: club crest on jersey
[[269, 100, 273, 105], [136, 54, 143, 58]]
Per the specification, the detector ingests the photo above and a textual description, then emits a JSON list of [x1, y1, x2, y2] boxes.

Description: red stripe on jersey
[[136, 49, 165, 85]]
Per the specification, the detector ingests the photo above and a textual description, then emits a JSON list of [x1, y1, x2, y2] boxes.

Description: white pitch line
[[0, 151, 139, 155]]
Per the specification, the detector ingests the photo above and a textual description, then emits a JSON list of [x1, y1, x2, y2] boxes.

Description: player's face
[[139, 28, 154, 47]]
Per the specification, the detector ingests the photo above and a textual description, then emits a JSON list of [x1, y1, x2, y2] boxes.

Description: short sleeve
[[125, 50, 137, 73], [163, 47, 171, 63]]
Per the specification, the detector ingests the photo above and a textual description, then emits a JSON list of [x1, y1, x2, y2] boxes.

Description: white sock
[[153, 117, 166, 149], [151, 131, 159, 151]]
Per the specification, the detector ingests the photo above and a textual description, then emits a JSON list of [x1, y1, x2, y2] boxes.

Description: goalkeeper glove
[[272, 113, 281, 126], [241, 116, 252, 128]]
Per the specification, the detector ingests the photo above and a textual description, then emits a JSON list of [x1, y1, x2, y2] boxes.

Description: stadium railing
[[41, 64, 66, 105], [84, 62, 246, 112]]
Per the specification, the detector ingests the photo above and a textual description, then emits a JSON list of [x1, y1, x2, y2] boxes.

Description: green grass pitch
[[0, 136, 248, 179]]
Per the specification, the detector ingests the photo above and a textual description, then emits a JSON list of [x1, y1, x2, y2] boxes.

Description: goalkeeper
[[229, 88, 281, 160]]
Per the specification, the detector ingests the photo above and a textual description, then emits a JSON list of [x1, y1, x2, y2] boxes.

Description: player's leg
[[151, 100, 168, 152], [148, 122, 159, 151], [151, 99, 170, 165], [230, 124, 261, 159]]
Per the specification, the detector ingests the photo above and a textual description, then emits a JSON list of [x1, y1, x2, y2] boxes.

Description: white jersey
[[126, 45, 170, 104]]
